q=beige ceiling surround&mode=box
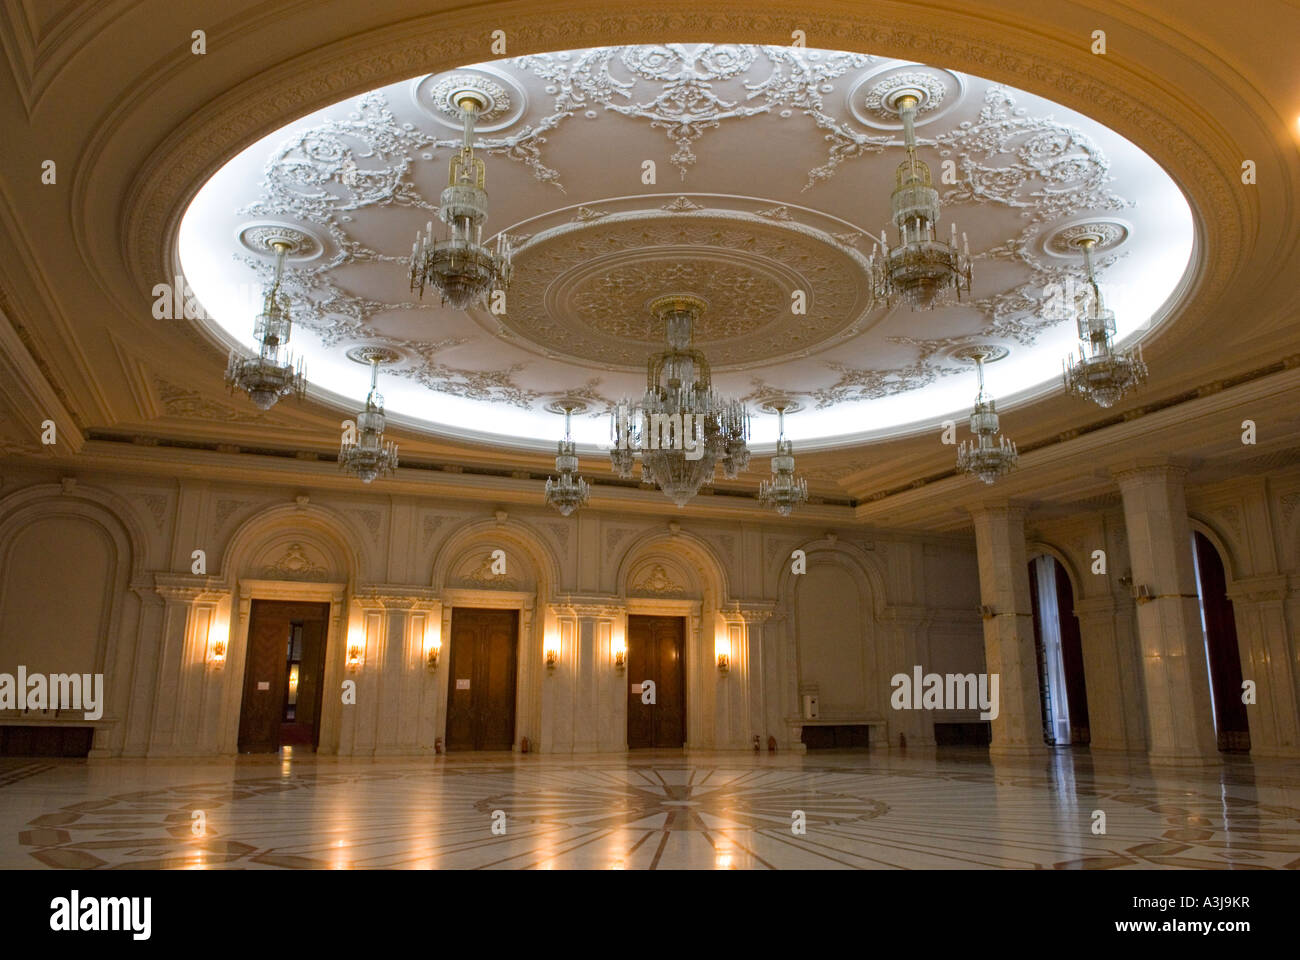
[0,0,1294,527]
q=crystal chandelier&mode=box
[544,402,590,516]
[1062,235,1148,408]
[955,348,1019,484]
[610,295,751,508]
[757,403,809,517]
[868,90,973,309]
[225,237,305,410]
[408,90,512,309]
[339,348,399,484]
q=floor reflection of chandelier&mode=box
[757,402,808,517]
[955,347,1019,484]
[544,401,590,516]
[408,89,512,309]
[868,90,973,309]
[1062,235,1148,408]
[610,295,751,508]
[224,236,305,410]
[339,348,399,484]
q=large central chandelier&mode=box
[1062,234,1148,408]
[544,401,591,516]
[955,347,1019,484]
[757,401,809,517]
[868,90,973,309]
[610,295,751,508]
[339,347,399,483]
[408,89,512,309]
[225,235,306,410]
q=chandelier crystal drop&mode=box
[868,92,973,310]
[956,351,1019,484]
[339,351,399,484]
[757,405,809,517]
[408,92,512,309]
[224,239,306,410]
[544,404,591,516]
[609,295,751,508]
[1062,236,1149,408]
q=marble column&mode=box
[1226,575,1299,757]
[1072,595,1147,752]
[1113,461,1218,763]
[969,504,1047,756]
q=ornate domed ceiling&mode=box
[179,44,1194,452]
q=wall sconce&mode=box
[424,625,441,673]
[544,635,560,672]
[716,652,730,674]
[978,605,996,621]
[346,641,364,671]
[612,636,626,672]
[207,620,226,667]
[1134,584,1154,604]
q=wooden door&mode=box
[237,600,330,753]
[627,615,685,748]
[445,608,518,751]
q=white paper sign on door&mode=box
[456,678,471,690]
[257,681,270,691]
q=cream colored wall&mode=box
[0,461,982,756]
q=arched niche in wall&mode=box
[615,530,729,607]
[431,518,557,599]
[0,485,143,682]
[221,503,363,587]
[776,540,886,725]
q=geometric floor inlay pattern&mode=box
[2,750,1298,869]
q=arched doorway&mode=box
[1190,531,1250,753]
[1027,554,1090,745]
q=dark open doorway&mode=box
[1191,531,1250,753]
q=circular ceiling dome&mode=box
[179,44,1194,451]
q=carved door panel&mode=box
[446,608,518,751]
[627,615,685,748]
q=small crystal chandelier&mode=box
[408,90,512,309]
[955,348,1019,484]
[544,401,590,516]
[339,347,399,484]
[868,90,973,309]
[225,237,305,410]
[1062,235,1148,408]
[610,295,751,508]
[757,402,809,517]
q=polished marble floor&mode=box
[1,748,1297,869]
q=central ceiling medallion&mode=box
[610,295,751,507]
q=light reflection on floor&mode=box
[0,749,1296,869]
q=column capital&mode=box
[553,594,623,619]
[1110,457,1190,484]
[353,584,439,609]
[965,499,1032,522]
[1225,573,1289,604]
[720,600,777,624]
[153,573,225,603]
